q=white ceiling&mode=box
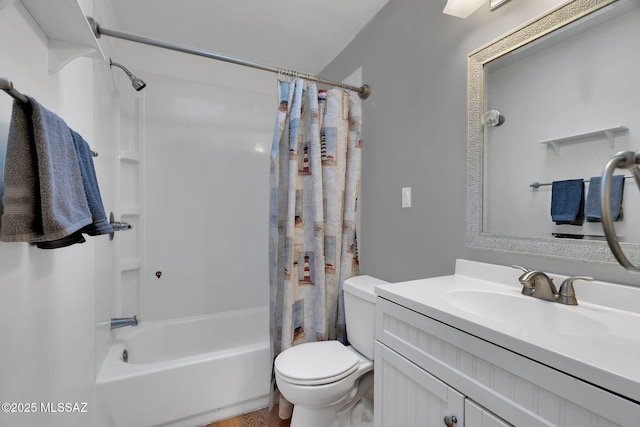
[108,0,390,75]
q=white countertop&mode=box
[374,259,640,403]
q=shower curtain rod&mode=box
[87,18,371,99]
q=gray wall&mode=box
[322,0,640,286]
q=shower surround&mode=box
[95,46,276,426]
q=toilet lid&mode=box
[275,341,360,386]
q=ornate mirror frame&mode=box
[465,0,640,265]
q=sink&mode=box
[374,260,640,401]
[444,289,610,337]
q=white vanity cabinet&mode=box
[375,340,466,427]
[465,400,511,427]
[374,295,639,427]
[375,338,512,427]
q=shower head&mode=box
[109,59,147,91]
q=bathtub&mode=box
[96,306,271,427]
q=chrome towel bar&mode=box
[0,77,28,103]
[1,77,99,157]
[530,175,632,189]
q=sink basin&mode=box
[374,260,640,402]
[444,289,610,337]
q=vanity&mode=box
[374,1,640,422]
[373,260,640,426]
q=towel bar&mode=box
[1,77,98,157]
[0,77,28,103]
[530,175,632,189]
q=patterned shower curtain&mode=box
[268,79,361,419]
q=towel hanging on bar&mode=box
[1,95,93,244]
[0,93,115,247]
[550,179,585,225]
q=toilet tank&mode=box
[343,275,389,360]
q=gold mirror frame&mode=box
[465,0,640,265]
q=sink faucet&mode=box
[518,270,558,302]
[512,266,594,305]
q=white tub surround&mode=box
[374,260,640,427]
[96,306,270,427]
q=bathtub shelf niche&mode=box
[20,0,105,73]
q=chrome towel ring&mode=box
[601,151,640,272]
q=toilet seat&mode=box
[275,341,360,386]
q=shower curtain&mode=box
[269,79,362,419]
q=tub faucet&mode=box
[110,315,138,330]
[516,270,594,305]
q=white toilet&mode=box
[274,275,388,427]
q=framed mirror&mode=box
[466,0,640,265]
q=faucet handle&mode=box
[511,265,530,273]
[512,266,532,295]
[558,276,595,305]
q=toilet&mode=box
[274,275,388,427]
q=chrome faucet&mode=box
[110,315,138,330]
[512,266,594,305]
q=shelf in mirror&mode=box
[540,125,628,156]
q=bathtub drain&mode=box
[122,349,128,363]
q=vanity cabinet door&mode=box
[465,400,513,427]
[374,342,464,427]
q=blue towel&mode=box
[585,175,624,222]
[551,179,584,225]
[71,130,113,236]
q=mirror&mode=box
[467,0,640,265]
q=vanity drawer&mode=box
[375,297,640,427]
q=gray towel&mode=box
[0,99,42,241]
[0,97,92,243]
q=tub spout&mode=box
[110,315,138,330]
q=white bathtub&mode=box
[96,306,271,427]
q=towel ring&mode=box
[601,151,640,272]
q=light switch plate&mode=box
[402,187,411,208]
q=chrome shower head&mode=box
[109,59,147,91]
